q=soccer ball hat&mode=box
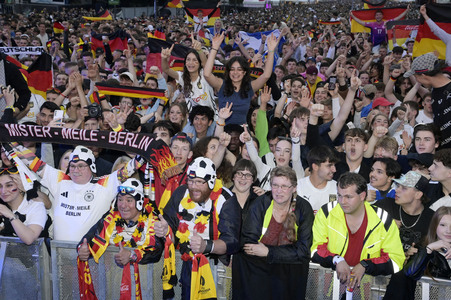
[117,178,145,211]
[69,146,97,173]
[187,157,217,189]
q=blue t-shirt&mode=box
[218,82,254,125]
[361,102,373,118]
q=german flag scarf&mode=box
[164,180,223,299]
[95,82,168,105]
[77,209,158,300]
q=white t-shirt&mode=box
[41,165,123,242]
[176,70,217,113]
[14,199,47,228]
[416,110,434,124]
[18,94,46,124]
[296,176,337,215]
[430,195,451,212]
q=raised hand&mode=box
[260,86,272,106]
[239,125,252,143]
[219,132,231,147]
[161,44,174,60]
[212,32,225,49]
[218,102,233,120]
[350,69,362,91]
[310,103,325,118]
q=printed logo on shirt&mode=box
[84,190,94,202]
[61,191,68,198]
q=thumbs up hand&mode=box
[78,238,90,261]
[154,214,169,238]
[114,242,131,267]
[190,227,206,254]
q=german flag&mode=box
[170,59,184,72]
[167,0,183,8]
[82,9,113,22]
[91,30,129,52]
[95,82,168,104]
[386,20,419,51]
[147,29,166,41]
[350,7,407,33]
[53,22,64,34]
[23,53,53,99]
[146,37,189,73]
[318,20,341,26]
[184,2,220,28]
[413,3,451,61]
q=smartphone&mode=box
[329,76,337,90]
[54,110,64,120]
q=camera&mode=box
[87,103,102,119]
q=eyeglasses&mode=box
[235,171,253,180]
[69,164,90,171]
[0,167,18,175]
[121,102,134,107]
[117,186,136,195]
[270,183,293,191]
[187,178,207,187]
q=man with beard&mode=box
[155,157,240,299]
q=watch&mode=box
[360,260,369,270]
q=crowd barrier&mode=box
[0,236,450,299]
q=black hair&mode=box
[307,145,339,170]
[40,101,59,113]
[188,106,214,124]
[224,56,251,98]
[413,124,440,145]
[338,172,368,196]
[372,157,402,178]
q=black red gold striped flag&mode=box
[53,22,64,34]
[318,20,341,26]
[25,53,53,98]
[413,3,451,61]
[184,2,220,27]
[167,0,183,8]
[82,10,113,22]
[350,7,407,33]
[170,59,184,72]
[91,30,129,52]
[95,82,168,104]
[146,37,190,73]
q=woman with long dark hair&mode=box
[161,38,217,114]
[204,32,280,125]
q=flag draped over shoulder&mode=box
[350,7,407,33]
[413,3,451,61]
[91,30,129,52]
[184,1,220,27]
[146,37,190,73]
[82,9,113,22]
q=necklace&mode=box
[399,206,423,229]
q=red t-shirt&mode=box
[344,211,368,267]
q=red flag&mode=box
[53,22,64,34]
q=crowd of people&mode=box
[1,0,451,299]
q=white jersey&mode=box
[416,110,433,124]
[296,176,337,215]
[41,165,122,242]
[14,199,47,228]
[176,70,217,114]
[18,94,46,124]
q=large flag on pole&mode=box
[413,3,451,61]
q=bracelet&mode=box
[268,50,275,53]
[216,121,225,126]
[211,48,218,52]
[333,255,345,265]
[390,76,397,81]
[61,92,67,98]
[112,124,122,132]
[5,105,15,112]
[292,137,300,144]
[204,240,214,254]
[426,246,433,253]
[9,215,18,222]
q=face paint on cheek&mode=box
[11,188,18,192]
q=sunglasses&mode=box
[117,186,136,195]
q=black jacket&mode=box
[241,193,314,264]
[404,247,451,280]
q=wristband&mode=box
[211,48,218,52]
[216,121,225,126]
[268,50,275,53]
[291,137,300,144]
[5,105,15,112]
[60,92,67,98]
[333,255,345,265]
[390,76,398,81]
[130,251,138,262]
[112,124,122,132]
[204,240,214,254]
[9,215,18,222]
[426,246,433,253]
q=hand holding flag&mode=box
[78,238,90,261]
